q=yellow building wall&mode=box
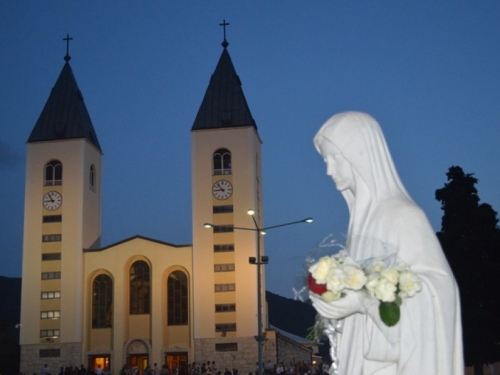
[21,139,102,349]
[191,125,265,342]
[90,328,112,351]
[84,237,193,368]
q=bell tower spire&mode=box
[191,24,264,367]
[191,20,257,132]
[63,33,73,62]
[219,19,230,49]
[28,34,101,152]
[20,39,102,373]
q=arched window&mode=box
[213,148,231,175]
[92,274,113,328]
[130,261,150,314]
[45,160,63,186]
[167,271,188,325]
[90,165,96,189]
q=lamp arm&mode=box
[262,218,311,231]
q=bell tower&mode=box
[20,38,102,372]
[191,23,265,366]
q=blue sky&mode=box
[1,1,499,298]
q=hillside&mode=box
[266,290,316,338]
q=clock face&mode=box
[212,180,233,200]
[43,191,62,211]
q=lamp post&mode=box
[204,210,313,375]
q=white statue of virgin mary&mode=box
[310,112,464,374]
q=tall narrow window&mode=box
[39,348,61,358]
[213,205,233,214]
[213,225,233,233]
[167,271,188,325]
[40,329,60,338]
[213,148,231,175]
[41,253,61,261]
[130,261,150,314]
[215,343,238,352]
[90,165,96,189]
[42,271,61,280]
[215,323,236,332]
[214,263,235,272]
[92,274,113,328]
[214,244,234,252]
[41,291,61,299]
[45,160,63,186]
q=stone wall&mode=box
[193,330,311,375]
[21,342,82,375]
[194,337,260,374]
[276,335,311,367]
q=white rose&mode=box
[326,267,345,294]
[341,255,357,266]
[330,256,341,268]
[380,267,399,285]
[321,290,342,302]
[398,271,423,298]
[394,262,409,272]
[309,256,334,284]
[365,273,380,297]
[343,265,367,290]
[365,260,386,275]
[374,278,397,302]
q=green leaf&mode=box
[379,301,400,327]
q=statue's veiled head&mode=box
[314,112,410,203]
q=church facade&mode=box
[19,35,282,375]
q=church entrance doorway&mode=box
[128,354,149,374]
[165,353,188,375]
[89,355,110,373]
[126,339,150,374]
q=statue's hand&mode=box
[309,290,367,320]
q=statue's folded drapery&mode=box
[312,112,464,375]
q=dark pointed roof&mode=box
[28,62,102,152]
[191,47,257,131]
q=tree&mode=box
[436,166,500,375]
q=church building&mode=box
[18,30,312,375]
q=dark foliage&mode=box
[0,276,21,375]
[435,166,500,374]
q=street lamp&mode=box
[204,210,313,375]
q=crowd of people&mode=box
[35,359,331,375]
[37,363,110,375]
[261,360,329,375]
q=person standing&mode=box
[488,362,496,375]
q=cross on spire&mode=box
[63,34,73,62]
[219,19,230,48]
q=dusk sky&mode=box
[1,2,499,298]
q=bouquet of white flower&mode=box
[308,253,423,327]
[308,251,367,301]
